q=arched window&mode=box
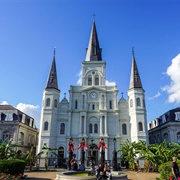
[137,98,141,106]
[46,98,50,107]
[138,122,143,131]
[1,113,6,121]
[109,100,112,109]
[60,123,65,134]
[94,124,98,133]
[44,121,49,131]
[130,99,133,107]
[88,75,92,86]
[20,132,24,145]
[95,75,99,85]
[58,146,64,160]
[3,130,11,141]
[177,132,180,144]
[54,99,57,107]
[89,124,92,133]
[13,113,18,121]
[92,104,95,110]
[75,100,78,109]
[122,124,127,135]
[163,133,168,141]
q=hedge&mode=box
[0,159,25,175]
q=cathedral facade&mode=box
[38,21,148,166]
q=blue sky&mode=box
[1,0,180,128]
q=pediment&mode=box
[80,86,106,93]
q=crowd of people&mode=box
[96,162,112,180]
[68,155,112,180]
[69,156,85,171]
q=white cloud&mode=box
[0,101,9,105]
[148,92,161,100]
[16,103,40,128]
[76,70,82,85]
[162,54,180,103]
[106,80,116,86]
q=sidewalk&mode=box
[123,170,160,180]
[24,169,160,180]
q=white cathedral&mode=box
[38,20,148,166]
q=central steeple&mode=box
[85,20,102,61]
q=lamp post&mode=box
[112,137,117,171]
[88,138,96,175]
[68,137,73,170]
[100,138,105,164]
[80,138,85,164]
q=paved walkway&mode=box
[24,169,160,180]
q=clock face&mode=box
[90,92,98,99]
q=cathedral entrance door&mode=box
[58,146,64,168]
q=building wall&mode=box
[148,108,180,144]
[0,105,38,154]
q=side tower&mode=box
[38,49,60,153]
[127,48,148,143]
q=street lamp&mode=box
[100,138,105,164]
[68,137,74,170]
[88,138,96,175]
[112,137,117,171]
[81,138,85,164]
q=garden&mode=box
[119,139,180,180]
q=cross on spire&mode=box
[132,46,134,56]
[121,92,124,97]
[54,47,56,57]
[92,13,96,21]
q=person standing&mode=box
[172,157,179,180]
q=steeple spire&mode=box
[85,20,102,61]
[46,48,59,90]
[129,47,143,89]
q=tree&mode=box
[42,145,58,170]
[0,138,16,159]
[118,139,139,170]
[25,146,44,171]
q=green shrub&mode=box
[158,160,180,180]
[0,159,25,175]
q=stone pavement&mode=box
[24,169,160,180]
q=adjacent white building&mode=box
[0,105,38,154]
[38,21,148,166]
[148,107,180,144]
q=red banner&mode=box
[78,142,88,150]
[98,141,108,150]
[68,142,75,151]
